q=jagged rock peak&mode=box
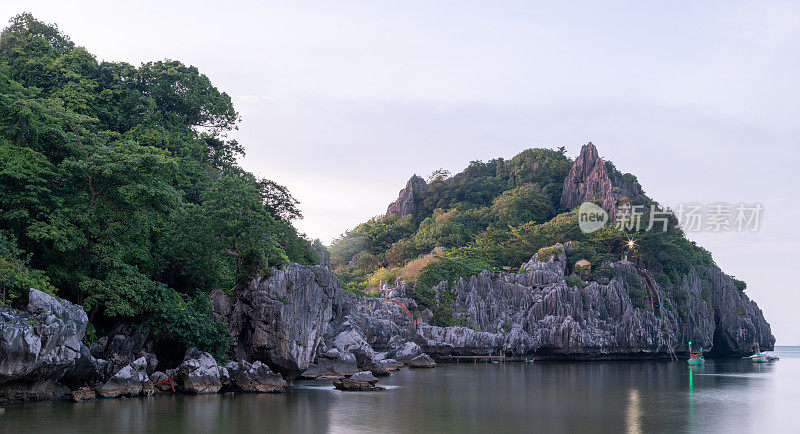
[560,142,636,219]
[386,174,428,218]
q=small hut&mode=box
[574,259,591,278]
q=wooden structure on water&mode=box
[447,354,506,363]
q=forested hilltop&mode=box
[0,14,327,361]
[330,145,726,326]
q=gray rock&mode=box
[230,360,286,393]
[415,255,773,358]
[318,246,772,361]
[407,354,436,368]
[302,348,358,379]
[350,371,378,382]
[97,357,152,398]
[0,379,68,403]
[70,388,95,402]
[0,289,89,403]
[149,371,174,392]
[174,348,227,394]
[385,174,427,218]
[61,344,106,388]
[90,324,155,378]
[560,142,642,220]
[389,341,422,364]
[331,327,376,366]
[365,355,401,376]
[212,264,338,379]
[333,371,382,391]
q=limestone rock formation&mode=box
[333,371,382,391]
[363,354,401,375]
[90,324,156,378]
[301,348,358,379]
[149,371,173,392]
[97,357,153,398]
[414,249,773,358]
[385,174,427,218]
[407,354,436,368]
[171,348,228,394]
[222,244,772,383]
[69,388,95,402]
[315,246,772,361]
[0,289,94,403]
[228,360,286,393]
[61,344,107,389]
[211,264,338,379]
[560,142,641,219]
[387,341,423,364]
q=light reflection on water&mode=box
[1,347,797,433]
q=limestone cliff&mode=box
[561,142,642,218]
[0,289,101,403]
[327,245,772,361]
[385,174,427,217]
[211,264,339,379]
[210,250,772,381]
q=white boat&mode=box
[747,352,779,363]
[745,343,779,363]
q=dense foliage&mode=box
[0,14,321,361]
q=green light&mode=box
[689,367,694,420]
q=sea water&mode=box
[2,347,798,433]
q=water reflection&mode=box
[625,388,641,434]
[1,348,797,433]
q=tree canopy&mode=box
[0,13,320,361]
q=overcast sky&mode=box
[2,1,798,344]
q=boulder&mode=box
[407,354,436,368]
[302,348,358,379]
[173,348,227,394]
[212,264,339,379]
[1,289,89,403]
[70,388,95,402]
[149,371,174,392]
[331,328,376,367]
[97,357,152,398]
[61,344,107,389]
[364,356,401,376]
[333,371,382,391]
[389,342,423,364]
[90,324,155,377]
[229,360,286,393]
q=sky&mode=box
[2,1,798,344]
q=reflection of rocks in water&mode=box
[1,359,791,432]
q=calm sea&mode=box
[2,346,798,433]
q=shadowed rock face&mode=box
[560,142,641,219]
[211,264,339,379]
[385,174,427,218]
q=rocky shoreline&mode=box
[0,241,774,405]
